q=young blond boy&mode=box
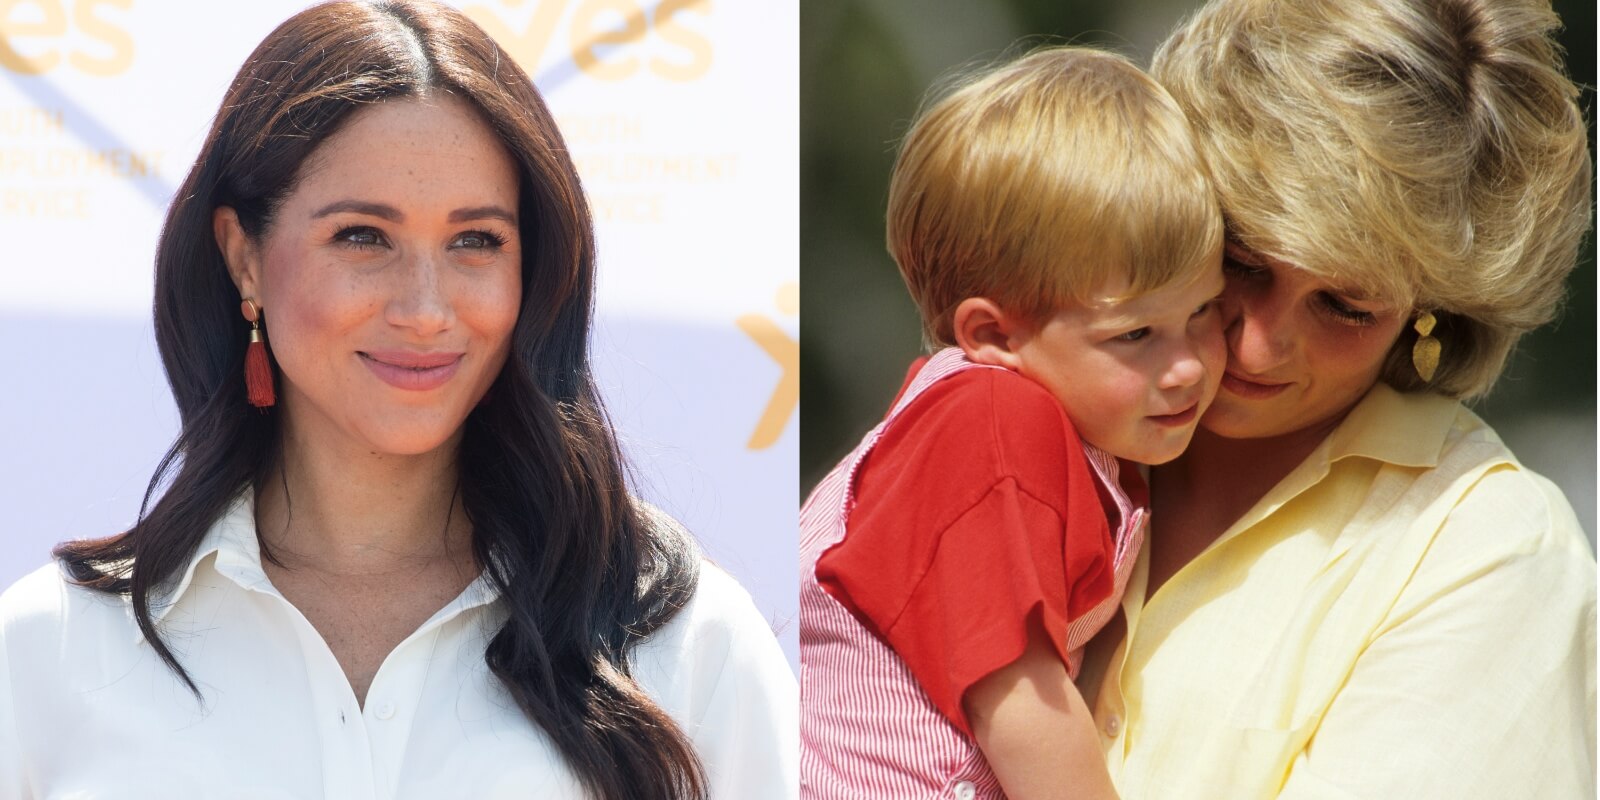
[800,48,1225,799]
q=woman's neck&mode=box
[1165,418,1338,514]
[253,415,474,579]
[1144,415,1346,599]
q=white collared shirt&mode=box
[0,495,798,799]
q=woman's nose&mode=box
[385,253,454,335]
[1224,285,1294,374]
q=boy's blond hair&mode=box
[887,46,1223,347]
[1153,0,1591,399]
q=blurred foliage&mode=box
[801,0,1597,535]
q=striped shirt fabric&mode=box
[800,348,1146,799]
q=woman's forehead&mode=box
[286,96,519,214]
[1224,238,1402,305]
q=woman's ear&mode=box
[952,297,1028,370]
[213,206,263,302]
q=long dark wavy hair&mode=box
[51,2,706,797]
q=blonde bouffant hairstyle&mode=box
[1153,0,1592,399]
[887,47,1224,347]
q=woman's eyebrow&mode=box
[311,200,402,221]
[307,201,516,225]
[448,206,516,224]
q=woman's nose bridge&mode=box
[1231,280,1293,362]
[387,247,452,327]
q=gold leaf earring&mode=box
[1412,311,1440,383]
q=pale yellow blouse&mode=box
[1097,383,1596,799]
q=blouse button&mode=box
[1103,713,1121,737]
[375,701,396,721]
[953,781,976,800]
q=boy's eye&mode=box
[1192,300,1216,317]
[1115,327,1150,342]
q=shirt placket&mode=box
[224,573,381,800]
[214,556,498,800]
[1096,542,1148,773]
[362,625,444,800]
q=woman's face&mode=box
[1201,241,1409,441]
[216,94,523,457]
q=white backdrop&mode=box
[0,0,799,665]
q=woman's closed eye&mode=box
[1316,293,1378,326]
[1222,256,1266,281]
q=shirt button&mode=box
[1103,713,1121,737]
[953,781,976,800]
[375,701,396,721]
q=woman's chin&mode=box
[339,409,471,457]
[1196,397,1284,441]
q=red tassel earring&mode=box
[241,299,276,408]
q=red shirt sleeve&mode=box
[815,366,1116,737]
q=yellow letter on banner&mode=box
[0,0,68,75]
[650,0,710,82]
[737,283,798,450]
[571,0,646,81]
[70,0,133,76]
[462,0,569,77]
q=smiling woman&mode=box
[0,2,795,799]
[212,94,524,456]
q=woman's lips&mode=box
[1149,402,1199,427]
[1221,370,1291,400]
[359,350,464,391]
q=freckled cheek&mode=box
[457,274,522,357]
[262,255,379,372]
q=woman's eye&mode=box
[335,226,386,249]
[453,231,507,250]
[1116,327,1151,342]
[1222,257,1265,279]
[1318,293,1377,326]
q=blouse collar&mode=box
[1322,382,1461,470]
[137,490,500,642]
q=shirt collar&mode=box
[1209,383,1463,547]
[144,491,261,629]
[139,490,502,640]
[1321,382,1461,469]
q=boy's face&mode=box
[1012,263,1227,465]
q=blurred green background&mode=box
[801,0,1597,545]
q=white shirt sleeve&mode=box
[0,622,25,799]
[632,563,799,800]
[1278,467,1597,799]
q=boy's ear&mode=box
[952,297,1028,370]
[213,206,263,303]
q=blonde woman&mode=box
[1080,0,1595,797]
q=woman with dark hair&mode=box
[1079,0,1594,797]
[0,2,795,798]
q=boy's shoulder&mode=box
[900,362,1080,439]
[880,362,1091,492]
